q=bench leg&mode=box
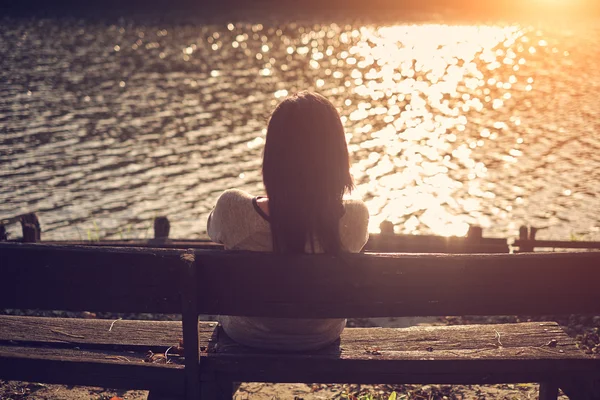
[147,391,184,400]
[201,379,238,400]
[560,377,600,400]
[539,382,559,400]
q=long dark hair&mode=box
[262,91,354,254]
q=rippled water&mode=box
[1,14,599,241]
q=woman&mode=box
[207,91,369,351]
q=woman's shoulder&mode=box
[340,199,369,252]
[215,188,254,207]
[342,199,369,220]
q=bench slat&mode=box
[0,243,185,313]
[195,250,600,317]
[215,321,577,356]
[205,322,600,385]
[0,316,218,351]
[0,345,185,394]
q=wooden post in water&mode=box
[467,225,483,242]
[0,224,6,241]
[151,216,170,243]
[379,220,394,236]
[20,213,41,243]
[529,226,538,241]
[518,225,534,252]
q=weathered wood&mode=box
[42,236,600,252]
[203,322,599,385]
[0,344,185,394]
[194,250,600,318]
[2,318,596,389]
[20,213,41,242]
[41,234,510,253]
[365,233,509,253]
[181,250,201,400]
[215,322,578,358]
[0,243,185,313]
[0,315,218,352]
[514,239,600,251]
[42,239,224,249]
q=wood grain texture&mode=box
[194,250,600,317]
[0,318,597,389]
[0,243,185,313]
[204,322,600,385]
[181,250,202,400]
[40,234,509,253]
[0,345,184,393]
[0,315,218,351]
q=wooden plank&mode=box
[204,322,600,385]
[0,345,184,394]
[0,316,218,351]
[514,239,600,251]
[42,235,509,253]
[215,322,581,358]
[42,239,224,249]
[0,243,185,313]
[194,250,600,318]
[365,234,509,253]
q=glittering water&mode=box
[1,15,599,241]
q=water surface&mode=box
[1,14,599,241]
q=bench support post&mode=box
[539,382,558,400]
[560,377,600,400]
[182,250,201,400]
[201,376,236,400]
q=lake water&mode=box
[1,11,599,241]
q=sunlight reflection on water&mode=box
[342,25,525,236]
[1,16,599,240]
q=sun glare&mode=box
[343,24,526,237]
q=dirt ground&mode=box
[0,380,571,400]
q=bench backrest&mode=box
[193,250,600,318]
[0,243,187,314]
[2,243,600,317]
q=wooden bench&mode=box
[1,243,599,400]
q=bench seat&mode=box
[1,315,598,394]
[0,316,192,394]
[207,321,599,386]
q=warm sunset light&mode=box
[520,0,596,14]
[2,0,600,398]
[342,24,525,237]
[2,0,598,244]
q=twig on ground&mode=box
[165,346,173,364]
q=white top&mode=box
[206,189,369,351]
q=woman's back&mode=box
[207,189,369,350]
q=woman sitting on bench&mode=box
[207,91,369,351]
